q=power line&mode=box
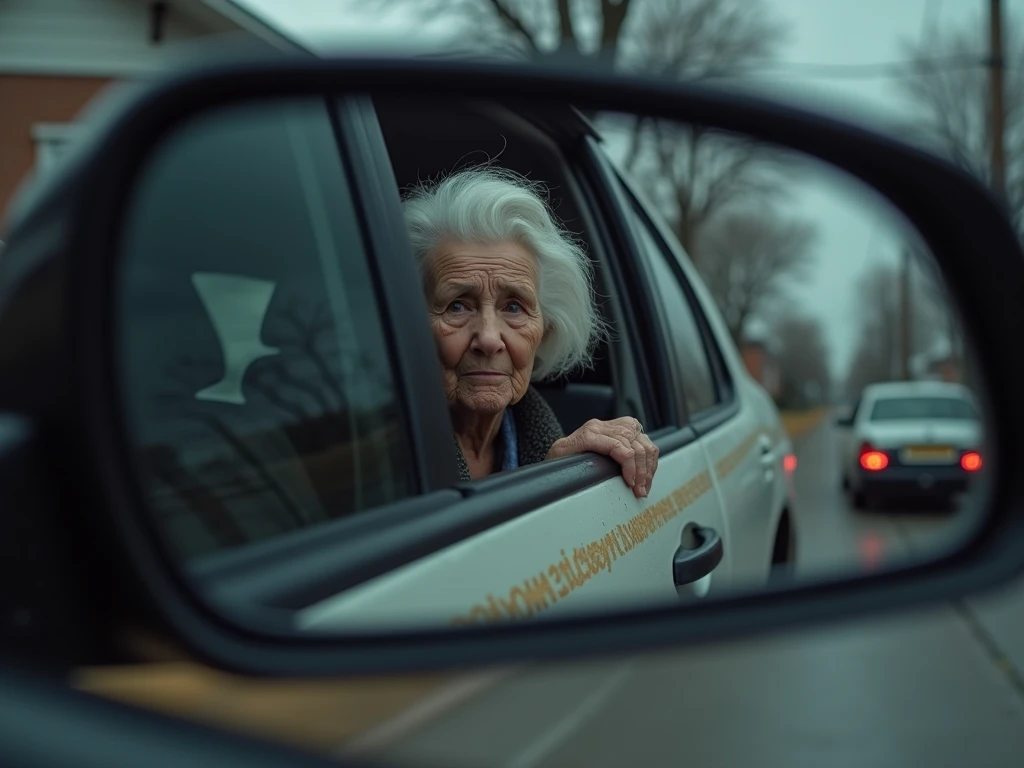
[724,56,993,80]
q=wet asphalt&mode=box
[368,419,1024,768]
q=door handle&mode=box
[673,524,724,586]
[758,434,775,465]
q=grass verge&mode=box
[779,406,830,441]
[76,662,447,751]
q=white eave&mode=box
[0,0,308,80]
[178,0,308,54]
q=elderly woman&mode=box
[402,167,659,499]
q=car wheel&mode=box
[768,513,797,586]
[852,489,867,510]
[771,513,796,566]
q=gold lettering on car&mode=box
[451,471,713,626]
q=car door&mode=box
[117,94,729,634]
[606,170,783,588]
[581,147,735,592]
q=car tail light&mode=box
[784,454,798,473]
[961,451,982,471]
[859,442,889,471]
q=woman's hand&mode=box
[546,417,659,499]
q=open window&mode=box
[370,96,652,435]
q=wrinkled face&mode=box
[425,240,545,416]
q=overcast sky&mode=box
[236,0,1015,378]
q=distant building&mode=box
[910,339,962,384]
[740,339,781,399]
[926,354,961,383]
[0,0,304,226]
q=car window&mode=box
[869,396,978,421]
[622,203,721,417]
[117,98,413,560]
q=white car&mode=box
[6,79,799,628]
[838,381,983,509]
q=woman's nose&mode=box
[470,309,505,355]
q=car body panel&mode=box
[859,419,981,453]
[297,440,727,631]
[616,170,794,583]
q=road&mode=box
[360,419,1024,768]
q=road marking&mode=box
[952,600,1024,702]
[337,665,522,757]
[889,504,1024,703]
[505,661,634,768]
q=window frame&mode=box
[582,140,681,430]
[557,143,659,430]
[333,96,460,493]
[612,172,741,435]
[190,98,669,615]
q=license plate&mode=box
[901,445,955,462]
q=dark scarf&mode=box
[453,386,565,481]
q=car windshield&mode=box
[869,396,977,421]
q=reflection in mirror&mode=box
[115,95,988,636]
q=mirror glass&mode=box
[114,94,989,634]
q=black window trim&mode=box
[190,424,688,616]
[615,175,742,435]
[334,96,460,493]
[628,191,737,406]
[582,138,679,428]
[556,142,653,427]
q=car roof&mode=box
[861,380,975,400]
[1,46,596,239]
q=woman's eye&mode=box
[506,301,523,314]
[449,300,466,312]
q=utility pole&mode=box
[900,249,912,381]
[989,0,1007,203]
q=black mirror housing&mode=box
[1,54,1023,678]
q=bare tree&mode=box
[845,331,891,401]
[770,312,832,409]
[691,206,816,343]
[907,244,964,362]
[844,260,947,397]
[352,0,789,252]
[896,12,1024,238]
[623,124,791,254]
[614,0,789,256]
[611,1,790,254]
[355,0,784,68]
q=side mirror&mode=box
[0,54,1020,679]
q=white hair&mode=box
[402,167,604,380]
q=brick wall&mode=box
[0,74,111,230]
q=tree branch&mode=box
[484,0,541,51]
